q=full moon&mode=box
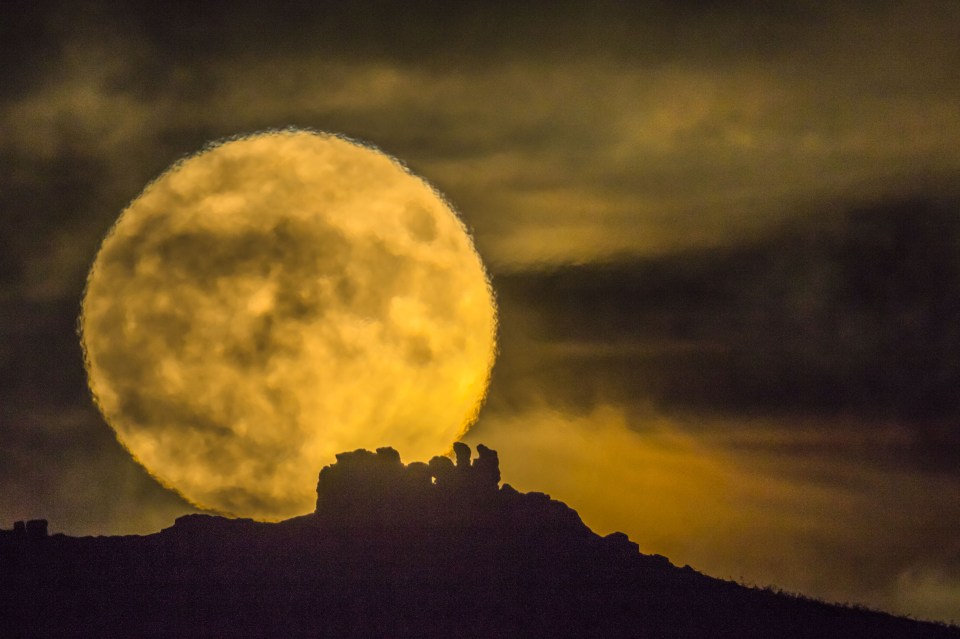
[81,130,497,521]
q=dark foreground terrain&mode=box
[1,444,956,638]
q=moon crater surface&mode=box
[81,130,497,520]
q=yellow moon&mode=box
[81,130,497,521]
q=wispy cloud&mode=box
[5,3,960,279]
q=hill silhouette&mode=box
[1,444,957,638]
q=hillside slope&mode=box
[1,444,956,638]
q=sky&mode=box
[2,0,960,623]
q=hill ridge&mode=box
[1,444,956,638]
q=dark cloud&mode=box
[37,0,829,70]
[0,150,112,298]
[5,1,960,272]
[0,299,87,406]
[0,403,197,535]
[0,2,67,102]
[493,197,960,422]
[733,198,960,419]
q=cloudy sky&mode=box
[3,0,960,623]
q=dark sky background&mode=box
[3,0,960,623]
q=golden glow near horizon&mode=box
[81,130,497,520]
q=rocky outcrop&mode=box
[473,444,500,487]
[1,519,47,539]
[315,443,504,523]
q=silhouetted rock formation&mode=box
[0,519,46,540]
[1,445,957,639]
[453,441,471,469]
[315,443,504,529]
[474,443,500,486]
